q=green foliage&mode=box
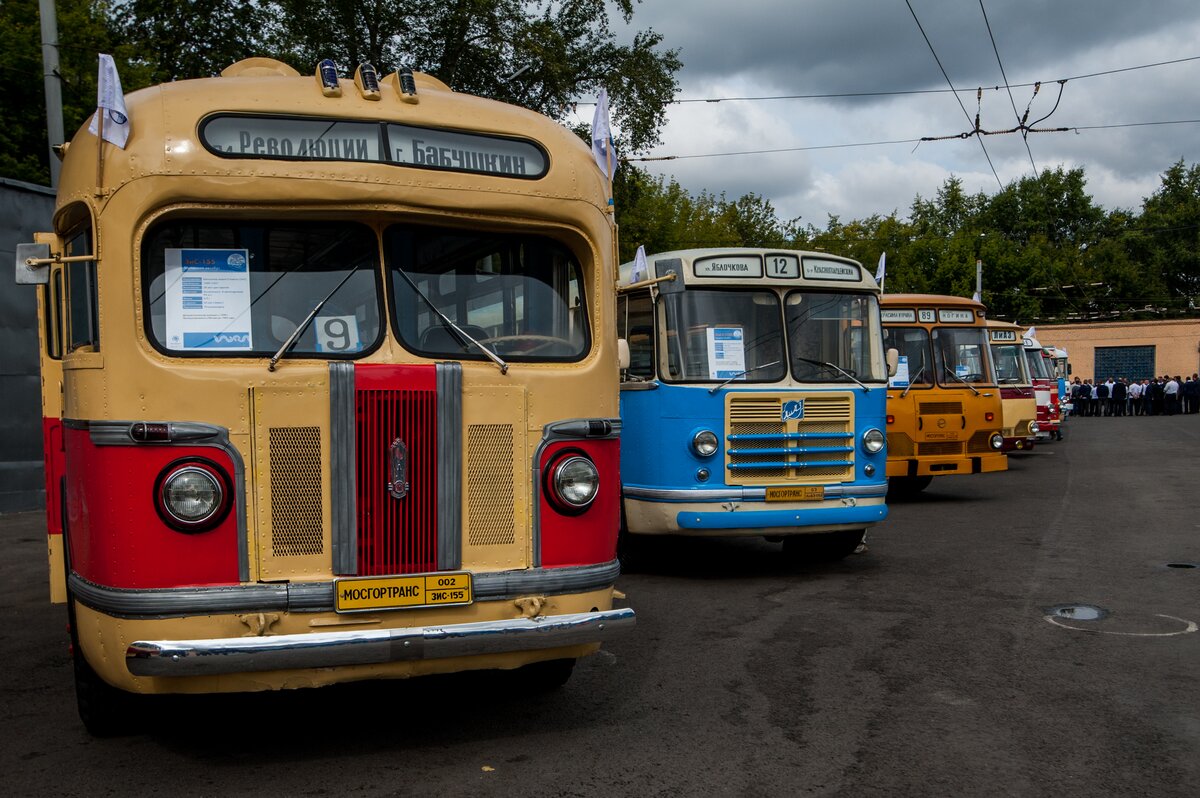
[118,1,269,84]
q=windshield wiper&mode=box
[943,366,981,395]
[708,360,782,394]
[268,266,361,372]
[901,365,926,397]
[794,356,869,393]
[393,266,508,374]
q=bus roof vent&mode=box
[221,58,302,79]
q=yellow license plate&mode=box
[334,572,473,613]
[765,485,824,502]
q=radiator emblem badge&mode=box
[782,400,805,421]
[387,438,409,499]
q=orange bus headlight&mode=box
[989,433,1004,450]
[155,460,232,533]
[547,454,599,514]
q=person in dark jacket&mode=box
[1111,378,1127,417]
[1096,379,1110,416]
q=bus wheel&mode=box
[887,475,932,498]
[782,530,865,561]
[516,658,576,691]
[72,643,136,737]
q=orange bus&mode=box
[15,57,633,734]
[880,294,1007,493]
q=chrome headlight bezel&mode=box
[861,428,885,454]
[692,429,719,458]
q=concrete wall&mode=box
[1034,319,1200,382]
[0,178,55,512]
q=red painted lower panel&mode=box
[539,438,620,568]
[43,418,64,536]
[64,427,240,589]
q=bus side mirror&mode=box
[654,258,685,295]
[14,242,51,285]
[618,338,631,370]
[1067,364,1073,375]
[887,347,899,377]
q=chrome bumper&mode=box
[126,608,635,677]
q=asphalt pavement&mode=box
[2,412,1199,797]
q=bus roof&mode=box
[880,293,987,311]
[54,57,609,228]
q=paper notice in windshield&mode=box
[890,355,910,388]
[707,327,746,380]
[164,248,253,350]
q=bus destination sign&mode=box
[694,255,763,278]
[802,259,862,281]
[881,309,917,323]
[990,329,1018,342]
[200,115,547,179]
[938,309,975,323]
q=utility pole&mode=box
[38,0,65,188]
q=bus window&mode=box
[142,220,382,356]
[882,327,933,386]
[933,327,992,384]
[785,292,885,382]
[65,225,99,353]
[386,226,587,361]
[992,345,1026,384]
[659,290,785,382]
[618,291,655,380]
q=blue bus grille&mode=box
[725,393,855,484]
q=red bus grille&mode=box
[356,387,438,575]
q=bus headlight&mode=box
[550,455,599,512]
[156,461,231,532]
[692,430,719,457]
[989,433,1005,450]
[861,428,885,454]
[1029,422,1040,434]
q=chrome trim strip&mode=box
[68,560,622,618]
[127,607,636,677]
[622,484,888,502]
[78,419,251,583]
[436,362,463,571]
[329,362,356,575]
[532,418,622,567]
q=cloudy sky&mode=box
[596,0,1200,228]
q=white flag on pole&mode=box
[874,252,886,289]
[972,290,981,302]
[630,245,648,283]
[88,54,130,149]
[591,88,615,181]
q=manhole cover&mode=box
[1047,604,1107,621]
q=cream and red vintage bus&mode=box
[15,57,633,734]
[986,320,1039,451]
[880,294,1007,494]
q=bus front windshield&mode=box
[660,290,786,382]
[991,343,1028,384]
[1024,348,1050,380]
[882,327,933,387]
[385,226,588,361]
[785,292,885,383]
[933,327,993,386]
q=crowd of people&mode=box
[1069,375,1200,416]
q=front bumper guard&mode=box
[126,607,635,678]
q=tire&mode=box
[69,597,137,737]
[782,530,866,562]
[887,475,932,498]
[515,658,576,690]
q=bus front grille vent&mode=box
[919,402,963,415]
[966,430,995,453]
[467,424,516,545]
[725,394,854,484]
[917,441,964,456]
[268,426,324,556]
[887,432,915,457]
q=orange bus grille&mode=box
[966,430,995,453]
[919,402,963,415]
[917,441,964,456]
[356,387,439,575]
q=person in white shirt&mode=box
[1128,379,1143,416]
[1165,375,1181,415]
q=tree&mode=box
[117,1,270,84]
[268,0,681,153]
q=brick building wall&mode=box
[1034,319,1200,382]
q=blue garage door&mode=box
[1094,345,1155,382]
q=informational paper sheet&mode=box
[890,355,910,388]
[164,248,252,350]
[706,327,746,380]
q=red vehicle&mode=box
[1023,331,1060,440]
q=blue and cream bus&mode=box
[616,248,892,559]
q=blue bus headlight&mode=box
[692,430,719,457]
[861,428,885,454]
